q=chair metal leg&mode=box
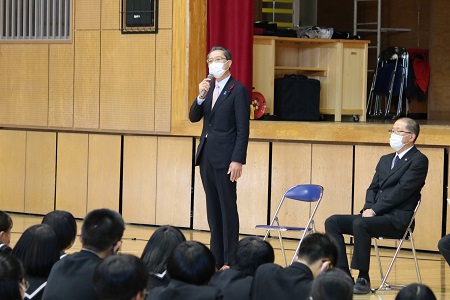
[275,217,287,267]
[409,229,421,283]
[377,238,403,290]
[373,239,385,283]
[278,230,287,267]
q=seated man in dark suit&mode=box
[42,208,125,300]
[251,233,337,300]
[325,117,428,294]
[209,236,274,300]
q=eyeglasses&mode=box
[206,56,227,64]
[388,129,411,135]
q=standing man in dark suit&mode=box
[325,117,428,294]
[189,46,250,269]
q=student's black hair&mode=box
[0,210,13,233]
[231,236,274,276]
[11,224,60,278]
[395,283,437,300]
[166,241,215,285]
[309,268,353,300]
[140,225,186,274]
[81,209,125,252]
[42,210,77,252]
[93,254,148,300]
[0,254,25,300]
[297,233,338,267]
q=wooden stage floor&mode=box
[8,213,450,299]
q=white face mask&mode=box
[208,62,227,79]
[389,133,407,152]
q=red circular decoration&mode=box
[251,92,266,119]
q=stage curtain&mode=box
[207,0,254,93]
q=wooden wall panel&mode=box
[237,142,270,235]
[311,144,353,233]
[25,132,57,214]
[122,136,157,225]
[102,0,120,30]
[415,148,444,251]
[75,0,101,30]
[74,31,101,129]
[49,43,75,128]
[429,0,450,120]
[0,131,26,212]
[55,133,89,218]
[269,142,312,239]
[354,145,392,212]
[159,0,173,29]
[87,135,121,212]
[193,141,270,235]
[100,31,155,131]
[172,0,207,126]
[0,45,49,127]
[193,139,207,230]
[154,30,173,133]
[155,137,192,227]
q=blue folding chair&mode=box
[255,184,324,266]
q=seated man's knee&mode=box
[438,234,450,252]
[352,217,369,234]
[325,215,337,230]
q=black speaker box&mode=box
[125,0,153,27]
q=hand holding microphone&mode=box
[198,74,215,99]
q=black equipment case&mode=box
[274,75,321,121]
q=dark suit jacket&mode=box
[208,268,253,300]
[147,279,223,300]
[42,250,102,300]
[189,76,250,169]
[363,146,428,231]
[251,262,314,300]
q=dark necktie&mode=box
[392,155,400,169]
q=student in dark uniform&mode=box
[209,236,274,300]
[42,209,125,300]
[251,233,337,300]
[140,225,186,290]
[148,241,222,300]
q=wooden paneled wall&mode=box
[0,0,175,132]
[428,1,450,120]
[0,129,446,251]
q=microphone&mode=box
[200,74,215,98]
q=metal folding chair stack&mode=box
[371,198,422,291]
[367,47,409,119]
[255,184,324,266]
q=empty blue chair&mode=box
[255,184,324,266]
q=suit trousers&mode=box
[325,214,404,273]
[199,143,239,267]
[438,234,450,266]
